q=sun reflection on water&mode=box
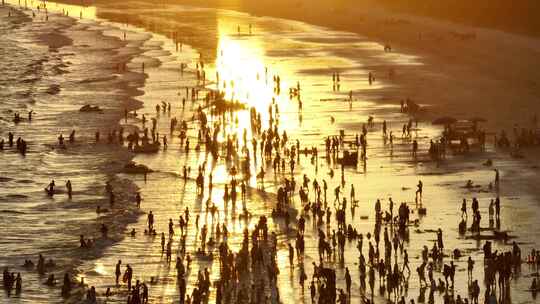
[213,16,299,139]
[198,16,307,188]
[5,0,97,19]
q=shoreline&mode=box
[97,0,540,133]
[1,3,153,302]
[2,1,540,304]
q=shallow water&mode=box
[1,1,540,304]
[0,1,148,302]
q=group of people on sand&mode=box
[60,52,537,304]
[71,81,532,304]
[4,16,540,303]
[458,196,502,234]
[494,122,540,149]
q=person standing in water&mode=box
[46,180,55,196]
[66,180,72,198]
[136,192,142,208]
[147,211,154,231]
[115,260,122,286]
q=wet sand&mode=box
[82,2,540,304]
[135,0,540,132]
[1,1,540,304]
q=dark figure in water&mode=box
[136,192,142,208]
[46,180,55,197]
[9,132,14,147]
[109,192,115,207]
[148,211,154,231]
[100,224,108,237]
[13,273,22,295]
[61,273,71,297]
[37,254,45,274]
[46,274,56,286]
[66,180,72,198]
[69,130,75,143]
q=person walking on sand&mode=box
[495,197,501,219]
[161,233,165,253]
[437,228,444,250]
[467,257,474,282]
[416,180,423,200]
[124,264,133,290]
[403,249,411,275]
[299,267,307,292]
[461,199,467,219]
[334,185,341,204]
[494,169,500,187]
[288,243,294,267]
[345,267,351,296]
[136,192,142,208]
[115,260,121,286]
[147,211,154,231]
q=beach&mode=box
[0,2,150,302]
[1,1,540,304]
[123,0,540,133]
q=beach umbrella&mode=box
[432,116,457,125]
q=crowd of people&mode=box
[3,6,540,304]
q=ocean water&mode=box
[0,2,150,302]
[1,1,540,304]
